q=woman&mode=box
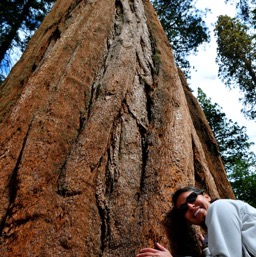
[136,186,256,257]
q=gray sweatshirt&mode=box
[205,199,256,257]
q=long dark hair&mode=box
[165,186,205,256]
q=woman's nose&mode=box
[187,203,194,209]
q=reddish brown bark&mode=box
[0,0,234,256]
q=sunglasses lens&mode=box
[187,192,198,203]
[178,192,201,215]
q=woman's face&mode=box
[176,191,211,225]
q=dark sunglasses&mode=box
[178,191,203,215]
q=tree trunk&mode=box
[0,0,234,256]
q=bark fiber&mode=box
[0,0,234,256]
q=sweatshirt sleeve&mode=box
[205,200,243,257]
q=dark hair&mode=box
[172,186,205,208]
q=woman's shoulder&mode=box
[209,199,254,217]
[206,199,242,225]
[210,199,246,209]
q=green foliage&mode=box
[197,87,256,207]
[229,158,256,207]
[151,0,210,75]
[0,0,55,80]
[215,14,256,119]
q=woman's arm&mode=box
[205,200,243,257]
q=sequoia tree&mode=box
[0,0,234,256]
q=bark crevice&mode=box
[96,196,111,257]
[124,96,148,195]
[0,119,33,236]
[57,110,88,197]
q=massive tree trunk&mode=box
[0,0,234,256]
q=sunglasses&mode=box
[178,191,203,215]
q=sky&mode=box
[187,0,256,153]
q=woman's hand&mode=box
[136,243,173,257]
[198,233,205,249]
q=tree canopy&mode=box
[215,0,256,119]
[215,15,256,119]
[0,0,54,82]
[151,0,210,74]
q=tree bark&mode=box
[0,0,234,256]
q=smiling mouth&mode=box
[194,209,200,217]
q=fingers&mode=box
[136,247,158,257]
[136,244,172,257]
[136,250,155,257]
[198,233,205,242]
[139,248,157,253]
[155,243,167,251]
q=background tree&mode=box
[0,0,55,82]
[227,0,255,22]
[215,0,256,119]
[197,87,256,207]
[144,0,210,74]
[151,0,256,119]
